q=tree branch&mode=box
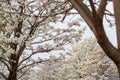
[68,0,96,34]
[0,60,10,71]
[97,0,107,19]
[89,0,97,17]
[0,72,7,80]
[0,57,10,63]
[89,0,120,63]
[17,60,49,72]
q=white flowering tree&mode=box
[20,58,65,80]
[0,0,84,80]
[25,38,118,80]
[65,38,118,80]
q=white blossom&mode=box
[11,1,20,9]
[0,0,86,80]
[67,20,80,27]
[25,41,31,47]
[49,3,56,9]
[37,45,44,51]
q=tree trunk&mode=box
[7,71,17,80]
[7,54,18,80]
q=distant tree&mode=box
[66,37,118,80]
[0,0,83,80]
[21,58,65,80]
[26,38,118,80]
[68,0,120,79]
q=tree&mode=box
[67,37,118,80]
[21,58,65,80]
[68,0,120,79]
[0,0,83,80]
[26,38,118,80]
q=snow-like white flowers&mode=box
[0,0,98,79]
[0,32,5,42]
[0,49,3,57]
[4,48,15,57]
[70,37,97,53]
[100,75,108,80]
[67,20,80,27]
[37,45,44,51]
[11,1,20,9]
[9,48,15,54]
[49,3,56,9]
[25,41,31,47]
[5,24,15,33]
[37,44,54,51]
[65,37,97,63]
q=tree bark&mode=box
[7,71,17,80]
[7,54,18,80]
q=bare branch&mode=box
[0,57,10,63]
[0,60,10,71]
[97,0,107,18]
[0,72,7,80]
[17,60,49,72]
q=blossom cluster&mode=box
[22,38,118,80]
